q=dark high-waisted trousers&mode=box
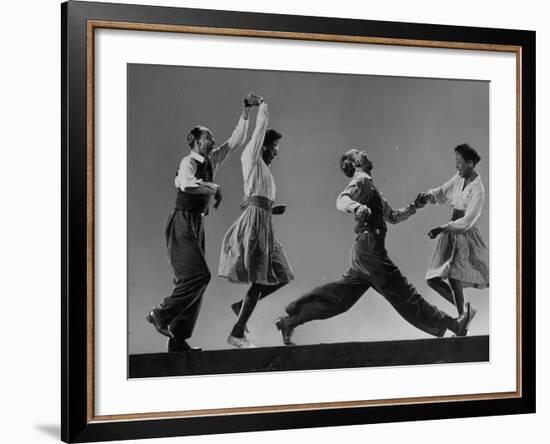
[285,231,449,337]
[156,209,211,339]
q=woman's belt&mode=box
[240,195,273,212]
[451,209,466,221]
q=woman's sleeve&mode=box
[442,186,485,233]
[426,175,457,205]
[241,102,269,171]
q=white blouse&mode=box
[427,173,486,233]
[240,102,276,201]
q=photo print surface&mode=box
[127,63,490,377]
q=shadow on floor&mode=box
[34,424,59,440]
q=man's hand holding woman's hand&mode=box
[413,192,430,209]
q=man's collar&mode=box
[189,150,205,163]
[354,170,372,180]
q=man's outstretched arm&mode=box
[210,93,261,167]
[383,197,419,224]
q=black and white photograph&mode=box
[128,64,490,378]
[1,0,545,442]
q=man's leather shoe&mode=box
[167,337,201,352]
[146,308,173,338]
[275,317,296,346]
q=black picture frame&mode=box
[61,1,536,442]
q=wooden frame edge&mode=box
[84,18,525,424]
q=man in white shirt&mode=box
[275,149,473,345]
[146,92,260,352]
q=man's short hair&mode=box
[454,143,481,166]
[187,126,205,149]
[339,152,356,178]
[264,129,282,147]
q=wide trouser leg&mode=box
[352,233,448,337]
[156,210,211,340]
[285,274,370,326]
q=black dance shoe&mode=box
[275,317,296,346]
[146,308,173,338]
[167,336,202,352]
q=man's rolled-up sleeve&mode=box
[174,157,200,191]
[336,180,363,213]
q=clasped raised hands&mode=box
[243,92,264,108]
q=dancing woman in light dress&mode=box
[418,143,489,323]
[218,96,294,348]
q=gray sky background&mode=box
[127,64,489,354]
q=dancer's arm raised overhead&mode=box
[209,92,256,168]
[241,99,269,167]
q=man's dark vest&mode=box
[174,157,213,214]
[355,179,387,234]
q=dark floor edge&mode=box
[129,335,489,378]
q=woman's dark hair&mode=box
[187,126,204,148]
[454,143,481,166]
[339,152,356,178]
[264,129,282,147]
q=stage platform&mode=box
[129,335,489,378]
